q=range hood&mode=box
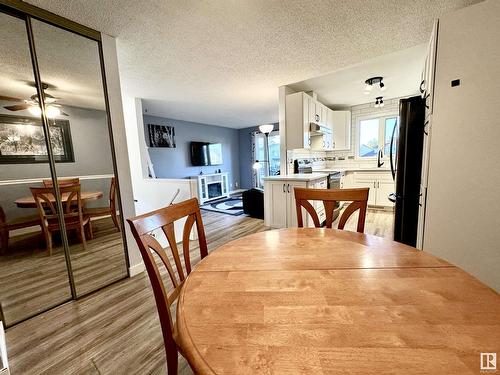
[310,122,332,136]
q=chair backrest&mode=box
[42,178,80,188]
[294,187,369,233]
[126,198,208,371]
[30,184,84,225]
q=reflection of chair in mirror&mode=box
[42,178,80,188]
[0,206,41,255]
[30,184,92,255]
[84,177,120,231]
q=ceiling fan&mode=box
[1,82,68,117]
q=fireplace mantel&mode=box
[190,173,229,204]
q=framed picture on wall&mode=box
[148,124,176,148]
[0,114,74,164]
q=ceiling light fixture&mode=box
[374,96,384,108]
[364,76,386,94]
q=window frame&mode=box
[355,113,399,160]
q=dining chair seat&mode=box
[0,207,41,255]
[83,177,120,231]
[31,184,92,255]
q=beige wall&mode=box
[424,0,500,291]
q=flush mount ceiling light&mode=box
[374,96,384,108]
[364,76,386,94]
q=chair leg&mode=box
[111,210,120,231]
[45,231,53,256]
[80,225,87,250]
[166,347,178,375]
[0,229,8,255]
[85,221,93,240]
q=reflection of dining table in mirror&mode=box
[14,190,103,208]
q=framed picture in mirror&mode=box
[0,114,74,164]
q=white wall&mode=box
[101,35,141,275]
[423,0,500,291]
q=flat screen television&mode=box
[190,142,223,166]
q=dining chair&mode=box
[84,177,120,230]
[0,206,41,255]
[30,184,92,255]
[294,187,369,233]
[42,177,80,188]
[126,198,208,375]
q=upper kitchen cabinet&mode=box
[286,92,311,149]
[328,110,351,150]
[286,91,351,151]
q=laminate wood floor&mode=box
[4,209,393,375]
[0,217,127,326]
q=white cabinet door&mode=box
[285,92,310,149]
[330,111,351,150]
[270,181,288,228]
[286,181,306,228]
[375,180,395,207]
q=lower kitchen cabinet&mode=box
[342,171,394,207]
[264,177,327,228]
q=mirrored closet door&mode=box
[0,5,128,326]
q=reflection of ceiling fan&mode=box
[1,82,68,117]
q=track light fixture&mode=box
[374,96,384,108]
[364,76,386,94]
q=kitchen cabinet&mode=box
[342,171,394,207]
[286,92,311,149]
[328,110,351,151]
[264,176,327,228]
[286,91,351,151]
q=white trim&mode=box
[0,321,8,372]
[355,113,398,160]
[129,262,145,277]
[0,174,114,186]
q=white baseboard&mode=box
[128,262,145,277]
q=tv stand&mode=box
[191,172,229,204]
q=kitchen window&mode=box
[357,116,398,158]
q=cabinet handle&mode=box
[332,142,335,149]
[378,181,380,188]
[283,183,286,193]
[287,184,290,193]
[424,120,429,135]
[308,138,311,146]
[374,182,376,188]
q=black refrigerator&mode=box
[389,96,425,247]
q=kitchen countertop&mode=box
[262,173,328,182]
[313,167,392,173]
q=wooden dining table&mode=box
[14,191,103,208]
[176,228,500,375]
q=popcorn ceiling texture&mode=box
[25,0,481,128]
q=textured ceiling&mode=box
[0,12,105,110]
[24,0,481,128]
[289,43,427,108]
